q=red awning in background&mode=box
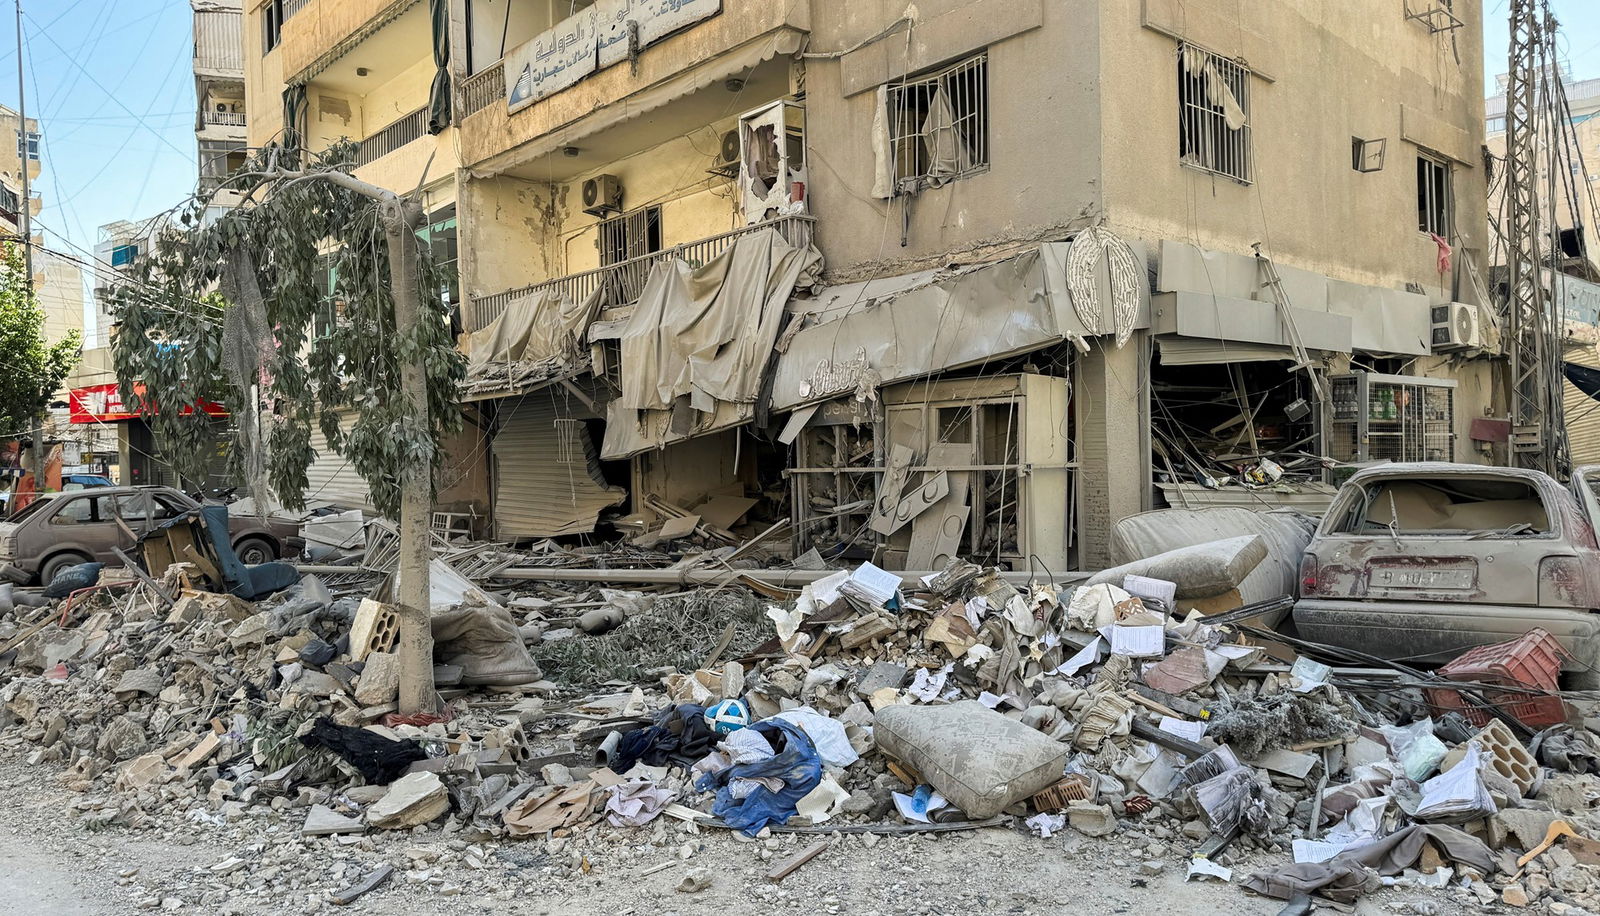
[68,382,227,424]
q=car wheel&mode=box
[235,537,276,565]
[39,552,91,587]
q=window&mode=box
[312,253,342,340]
[1487,116,1506,133]
[885,53,989,194]
[49,495,107,525]
[1178,44,1252,183]
[15,129,38,162]
[0,185,17,219]
[598,205,662,266]
[110,244,139,267]
[1417,154,1451,237]
[263,0,284,53]
[420,206,459,308]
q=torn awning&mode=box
[769,236,1152,411]
[459,287,600,399]
[602,226,822,459]
[1566,361,1600,401]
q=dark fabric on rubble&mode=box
[696,719,822,837]
[299,639,337,668]
[42,562,103,599]
[298,716,429,785]
[1243,824,1496,903]
[610,704,715,774]
[1531,725,1600,774]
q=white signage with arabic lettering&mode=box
[505,0,721,112]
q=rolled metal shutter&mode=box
[304,415,373,509]
[494,396,624,539]
[1565,340,1600,466]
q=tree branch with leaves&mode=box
[0,240,80,449]
[108,142,465,712]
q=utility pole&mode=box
[13,0,41,496]
[1502,0,1567,477]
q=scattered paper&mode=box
[1025,812,1067,838]
[963,596,989,631]
[1290,657,1333,692]
[1158,716,1207,742]
[977,691,1009,709]
[809,569,851,606]
[892,788,948,824]
[906,664,952,703]
[1057,637,1104,676]
[1292,838,1353,864]
[1186,857,1232,882]
[1123,574,1178,612]
[840,562,901,608]
[766,605,806,642]
[1100,625,1165,658]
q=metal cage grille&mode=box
[1178,44,1252,184]
[886,54,990,194]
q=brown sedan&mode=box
[0,486,301,585]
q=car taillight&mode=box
[1538,555,1593,608]
[1299,553,1319,597]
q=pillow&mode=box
[874,701,1068,818]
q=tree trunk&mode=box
[381,198,436,715]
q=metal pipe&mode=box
[291,564,1088,587]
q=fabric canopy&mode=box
[460,287,600,396]
[1566,361,1600,401]
[603,228,820,459]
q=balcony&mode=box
[279,0,418,82]
[458,3,807,174]
[354,107,427,167]
[203,111,247,127]
[469,215,814,332]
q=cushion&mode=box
[874,700,1068,818]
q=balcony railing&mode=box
[284,0,310,18]
[461,62,504,119]
[354,106,428,167]
[203,111,247,127]
[468,215,814,331]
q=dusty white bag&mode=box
[875,701,1068,818]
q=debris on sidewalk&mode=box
[3,531,1600,913]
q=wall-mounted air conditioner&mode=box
[1430,302,1482,351]
[581,174,623,216]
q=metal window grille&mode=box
[1416,155,1452,237]
[598,206,662,267]
[885,53,989,194]
[1178,44,1252,183]
[1326,372,1455,464]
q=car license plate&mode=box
[1367,562,1476,590]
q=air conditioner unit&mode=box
[581,174,623,216]
[1431,302,1482,351]
[708,130,740,178]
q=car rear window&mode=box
[1332,477,1550,536]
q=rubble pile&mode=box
[3,544,1600,912]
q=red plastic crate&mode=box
[1423,628,1569,728]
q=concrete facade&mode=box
[241,0,1500,567]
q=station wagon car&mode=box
[1294,463,1600,686]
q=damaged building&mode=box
[245,0,1497,569]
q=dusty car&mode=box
[0,486,301,585]
[1293,462,1600,686]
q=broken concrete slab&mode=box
[367,772,450,829]
[352,651,399,706]
[303,804,365,837]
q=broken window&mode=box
[1178,44,1251,183]
[885,53,989,194]
[1416,154,1452,238]
[598,205,662,267]
[1332,477,1549,536]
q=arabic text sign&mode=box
[506,0,721,112]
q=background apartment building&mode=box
[241,0,1496,571]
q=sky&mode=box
[0,0,1598,277]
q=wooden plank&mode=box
[766,839,830,883]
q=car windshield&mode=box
[1332,477,1550,536]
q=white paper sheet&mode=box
[841,562,901,607]
[1122,574,1177,611]
[1158,716,1207,741]
[1057,637,1104,675]
[1100,625,1166,657]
